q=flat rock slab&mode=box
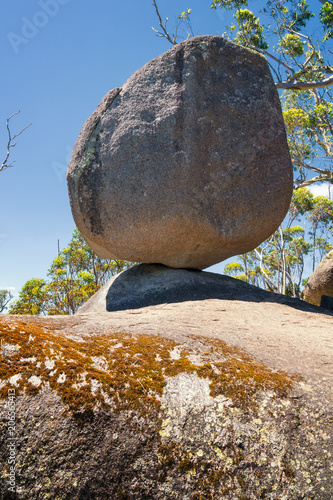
[0,301,332,499]
[76,263,327,314]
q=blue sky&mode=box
[0,0,329,301]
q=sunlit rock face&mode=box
[301,250,333,306]
[67,35,293,269]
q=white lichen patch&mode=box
[1,343,20,356]
[44,358,55,370]
[28,335,35,343]
[101,389,113,406]
[162,373,215,409]
[109,342,123,351]
[160,373,218,439]
[187,354,205,366]
[90,379,102,396]
[72,372,88,390]
[169,347,182,360]
[28,375,42,387]
[91,356,109,372]
[9,374,22,386]
[57,373,66,384]
[20,357,36,363]
[0,379,7,390]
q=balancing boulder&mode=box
[67,35,293,269]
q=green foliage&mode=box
[211,0,248,10]
[289,188,314,215]
[153,0,333,186]
[232,9,269,49]
[9,229,133,315]
[9,279,47,315]
[224,189,333,297]
[320,1,333,40]
[0,290,13,313]
[279,34,304,57]
[178,8,192,20]
[282,88,333,188]
[207,0,333,187]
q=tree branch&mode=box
[297,172,333,188]
[276,73,333,89]
[151,0,177,45]
[1,111,32,174]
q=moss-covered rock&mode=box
[0,314,331,499]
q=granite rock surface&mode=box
[67,35,293,269]
[301,249,333,306]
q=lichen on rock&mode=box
[0,315,331,499]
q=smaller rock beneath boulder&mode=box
[76,264,326,314]
[301,250,333,306]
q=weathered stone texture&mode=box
[76,263,326,314]
[67,35,293,269]
[0,314,332,499]
[301,250,333,306]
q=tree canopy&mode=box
[212,0,333,188]
[9,229,133,315]
[153,0,333,189]
[151,1,333,296]
[224,187,333,295]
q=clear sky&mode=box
[0,0,328,301]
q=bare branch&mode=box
[293,158,331,176]
[254,46,295,73]
[276,73,333,89]
[1,110,31,174]
[296,172,333,188]
[151,0,177,46]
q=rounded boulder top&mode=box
[67,35,293,270]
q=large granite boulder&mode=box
[301,250,333,306]
[67,35,293,270]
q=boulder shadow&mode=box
[93,264,333,316]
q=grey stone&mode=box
[67,35,293,270]
[75,263,325,314]
[0,312,332,499]
[301,250,333,306]
[320,294,333,310]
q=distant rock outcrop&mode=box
[67,35,293,270]
[301,250,333,306]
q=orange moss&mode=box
[0,317,299,420]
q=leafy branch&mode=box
[151,1,193,45]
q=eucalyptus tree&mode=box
[9,229,132,315]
